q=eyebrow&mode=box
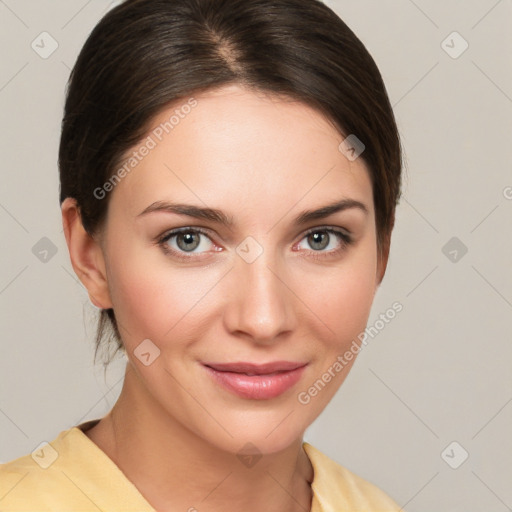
[137,198,368,227]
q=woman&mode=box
[0,0,403,510]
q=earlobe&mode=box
[61,198,113,309]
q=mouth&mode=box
[202,361,308,400]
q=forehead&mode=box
[108,84,373,221]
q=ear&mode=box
[61,197,113,309]
[376,216,394,287]
[376,241,390,286]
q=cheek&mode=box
[292,242,377,411]
[104,243,224,349]
[296,240,378,346]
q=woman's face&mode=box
[98,83,381,454]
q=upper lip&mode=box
[203,361,307,375]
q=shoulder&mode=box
[303,442,402,512]
[0,428,92,511]
[1,423,155,512]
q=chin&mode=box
[189,405,309,457]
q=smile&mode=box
[202,361,308,400]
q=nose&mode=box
[222,250,297,345]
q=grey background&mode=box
[1,1,511,510]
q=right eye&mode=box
[157,227,220,259]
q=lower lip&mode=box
[203,364,307,400]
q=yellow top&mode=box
[0,420,402,512]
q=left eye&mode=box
[296,229,349,252]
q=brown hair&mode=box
[59,0,403,366]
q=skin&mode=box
[62,83,390,512]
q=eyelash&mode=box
[156,226,353,261]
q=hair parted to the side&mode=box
[59,0,403,367]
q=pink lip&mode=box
[202,361,308,400]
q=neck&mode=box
[85,362,314,512]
